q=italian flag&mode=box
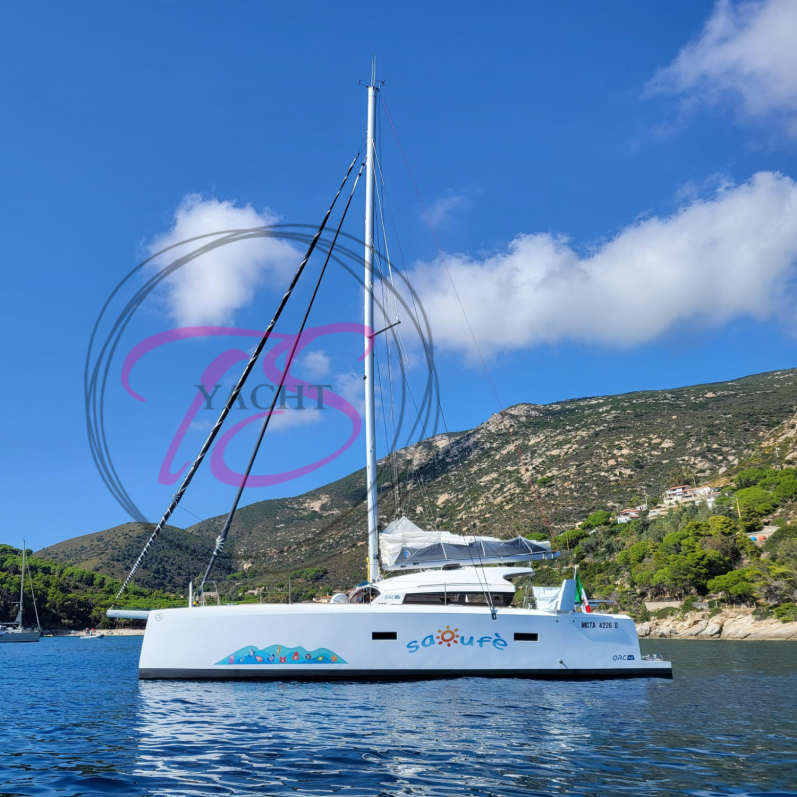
[575,574,592,613]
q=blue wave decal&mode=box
[216,644,347,666]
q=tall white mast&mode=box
[364,58,380,583]
[16,540,25,626]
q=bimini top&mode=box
[380,517,559,571]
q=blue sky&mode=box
[3,1,797,550]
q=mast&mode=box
[15,541,25,626]
[364,58,380,583]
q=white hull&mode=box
[0,629,41,643]
[139,603,672,680]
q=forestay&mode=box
[380,517,558,570]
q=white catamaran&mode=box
[1,542,42,643]
[109,64,672,681]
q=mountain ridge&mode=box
[37,366,797,592]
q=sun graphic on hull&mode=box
[436,625,460,647]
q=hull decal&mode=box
[216,644,346,666]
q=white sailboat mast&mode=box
[15,540,25,626]
[364,59,380,583]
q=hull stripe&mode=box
[139,666,673,681]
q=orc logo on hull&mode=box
[613,654,635,661]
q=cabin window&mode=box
[402,592,514,606]
[403,592,446,604]
[372,631,397,640]
[514,632,539,641]
[464,593,514,607]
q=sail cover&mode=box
[379,517,558,570]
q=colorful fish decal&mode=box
[216,644,346,666]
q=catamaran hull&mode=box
[138,604,672,680]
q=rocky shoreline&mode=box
[636,607,797,640]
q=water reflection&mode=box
[2,637,795,796]
[131,645,797,796]
[134,676,649,795]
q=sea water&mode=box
[1,637,795,796]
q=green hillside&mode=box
[37,522,229,591]
[0,544,184,629]
[533,465,797,622]
[39,367,797,597]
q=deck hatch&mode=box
[514,632,539,641]
[372,631,398,640]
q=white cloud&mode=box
[266,405,323,432]
[426,191,468,227]
[298,349,331,381]
[648,0,797,135]
[409,171,797,357]
[147,194,299,326]
[256,369,359,432]
[190,418,213,432]
[334,370,365,417]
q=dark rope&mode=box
[201,160,366,587]
[112,153,360,603]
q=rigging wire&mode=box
[372,146,524,542]
[380,95,556,546]
[368,148,441,530]
[175,504,205,523]
[111,153,362,604]
[374,342,403,518]
[370,127,495,601]
[370,184,402,515]
[369,247,495,609]
[27,559,41,631]
[201,159,367,587]
[369,189,445,529]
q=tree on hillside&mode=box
[581,511,612,530]
[667,466,691,488]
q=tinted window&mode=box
[402,592,513,606]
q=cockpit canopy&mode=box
[379,517,558,571]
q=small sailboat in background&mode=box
[0,541,42,643]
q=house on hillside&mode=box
[616,508,642,523]
[663,484,719,508]
[664,485,695,503]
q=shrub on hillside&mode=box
[734,468,771,489]
[290,567,328,582]
[773,602,797,623]
[653,606,677,619]
[775,475,797,502]
[581,511,612,531]
[707,568,755,601]
[555,528,589,549]
[525,532,550,542]
[734,486,779,516]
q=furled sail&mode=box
[379,517,558,571]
